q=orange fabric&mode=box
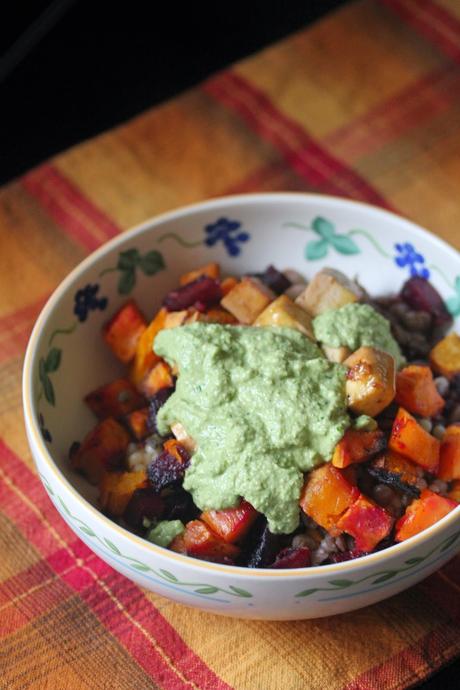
[1,1,460,688]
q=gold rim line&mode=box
[22,192,460,579]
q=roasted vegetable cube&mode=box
[299,464,359,536]
[124,407,150,441]
[332,429,385,469]
[180,262,220,286]
[253,294,314,339]
[71,418,130,484]
[220,277,275,324]
[201,500,258,543]
[99,469,148,516]
[103,300,147,363]
[123,487,164,528]
[448,480,460,503]
[163,438,191,465]
[438,426,460,481]
[336,495,393,552]
[430,333,460,379]
[368,451,423,497]
[395,365,445,418]
[163,310,189,329]
[148,445,190,493]
[344,346,396,417]
[130,308,167,386]
[295,268,361,317]
[85,378,145,420]
[185,308,237,325]
[322,345,351,363]
[182,520,240,563]
[389,407,440,474]
[256,265,291,295]
[220,276,238,296]
[170,422,196,452]
[140,361,174,398]
[270,546,311,569]
[395,489,457,542]
[401,277,452,328]
[163,276,222,312]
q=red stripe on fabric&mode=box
[324,64,460,161]
[382,0,460,62]
[342,620,460,690]
[21,163,121,252]
[204,72,393,209]
[0,441,233,690]
[0,295,48,363]
[224,160,300,194]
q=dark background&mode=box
[1,2,458,687]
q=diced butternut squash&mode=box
[103,300,147,363]
[368,451,422,497]
[389,407,440,474]
[253,294,314,339]
[186,308,237,325]
[395,365,445,418]
[395,489,457,542]
[99,470,148,516]
[299,464,359,536]
[322,345,351,363]
[130,308,167,386]
[201,501,258,543]
[295,268,361,317]
[182,520,240,562]
[124,407,150,441]
[139,361,174,397]
[170,534,187,554]
[163,310,189,329]
[448,480,460,503]
[180,262,220,286]
[171,422,196,452]
[430,332,460,379]
[438,429,460,481]
[220,277,275,324]
[163,438,190,465]
[71,418,131,484]
[85,378,145,420]
[332,429,385,469]
[221,276,238,296]
[344,346,396,417]
[336,495,393,552]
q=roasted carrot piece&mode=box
[201,501,258,543]
[186,307,237,325]
[103,300,147,363]
[130,308,167,386]
[299,464,359,536]
[85,378,145,420]
[429,333,460,379]
[336,495,393,552]
[163,438,190,465]
[332,429,385,469]
[140,361,174,397]
[388,407,440,474]
[124,407,150,441]
[395,489,457,542]
[395,365,445,418]
[170,534,187,554]
[448,480,460,503]
[438,427,460,481]
[368,451,422,497]
[220,276,238,296]
[99,470,148,516]
[180,263,220,286]
[183,520,240,562]
[71,418,131,484]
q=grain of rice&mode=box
[418,418,432,433]
[433,424,446,440]
[434,376,450,397]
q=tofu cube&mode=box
[295,268,362,316]
[322,345,351,363]
[163,310,189,329]
[171,422,197,452]
[429,332,460,379]
[220,277,275,324]
[253,294,314,339]
[344,346,396,417]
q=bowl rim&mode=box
[23,191,460,578]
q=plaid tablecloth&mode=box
[2,1,460,688]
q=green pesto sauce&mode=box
[313,303,404,368]
[154,324,350,534]
[147,520,184,547]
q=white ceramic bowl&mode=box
[23,193,460,620]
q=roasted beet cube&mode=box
[256,265,291,295]
[148,449,190,493]
[162,489,200,523]
[400,277,452,329]
[270,546,311,569]
[123,488,165,528]
[85,378,146,420]
[244,521,286,568]
[147,387,174,433]
[330,549,368,563]
[162,276,222,312]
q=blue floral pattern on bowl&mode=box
[204,217,250,256]
[394,242,430,279]
[74,284,108,322]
